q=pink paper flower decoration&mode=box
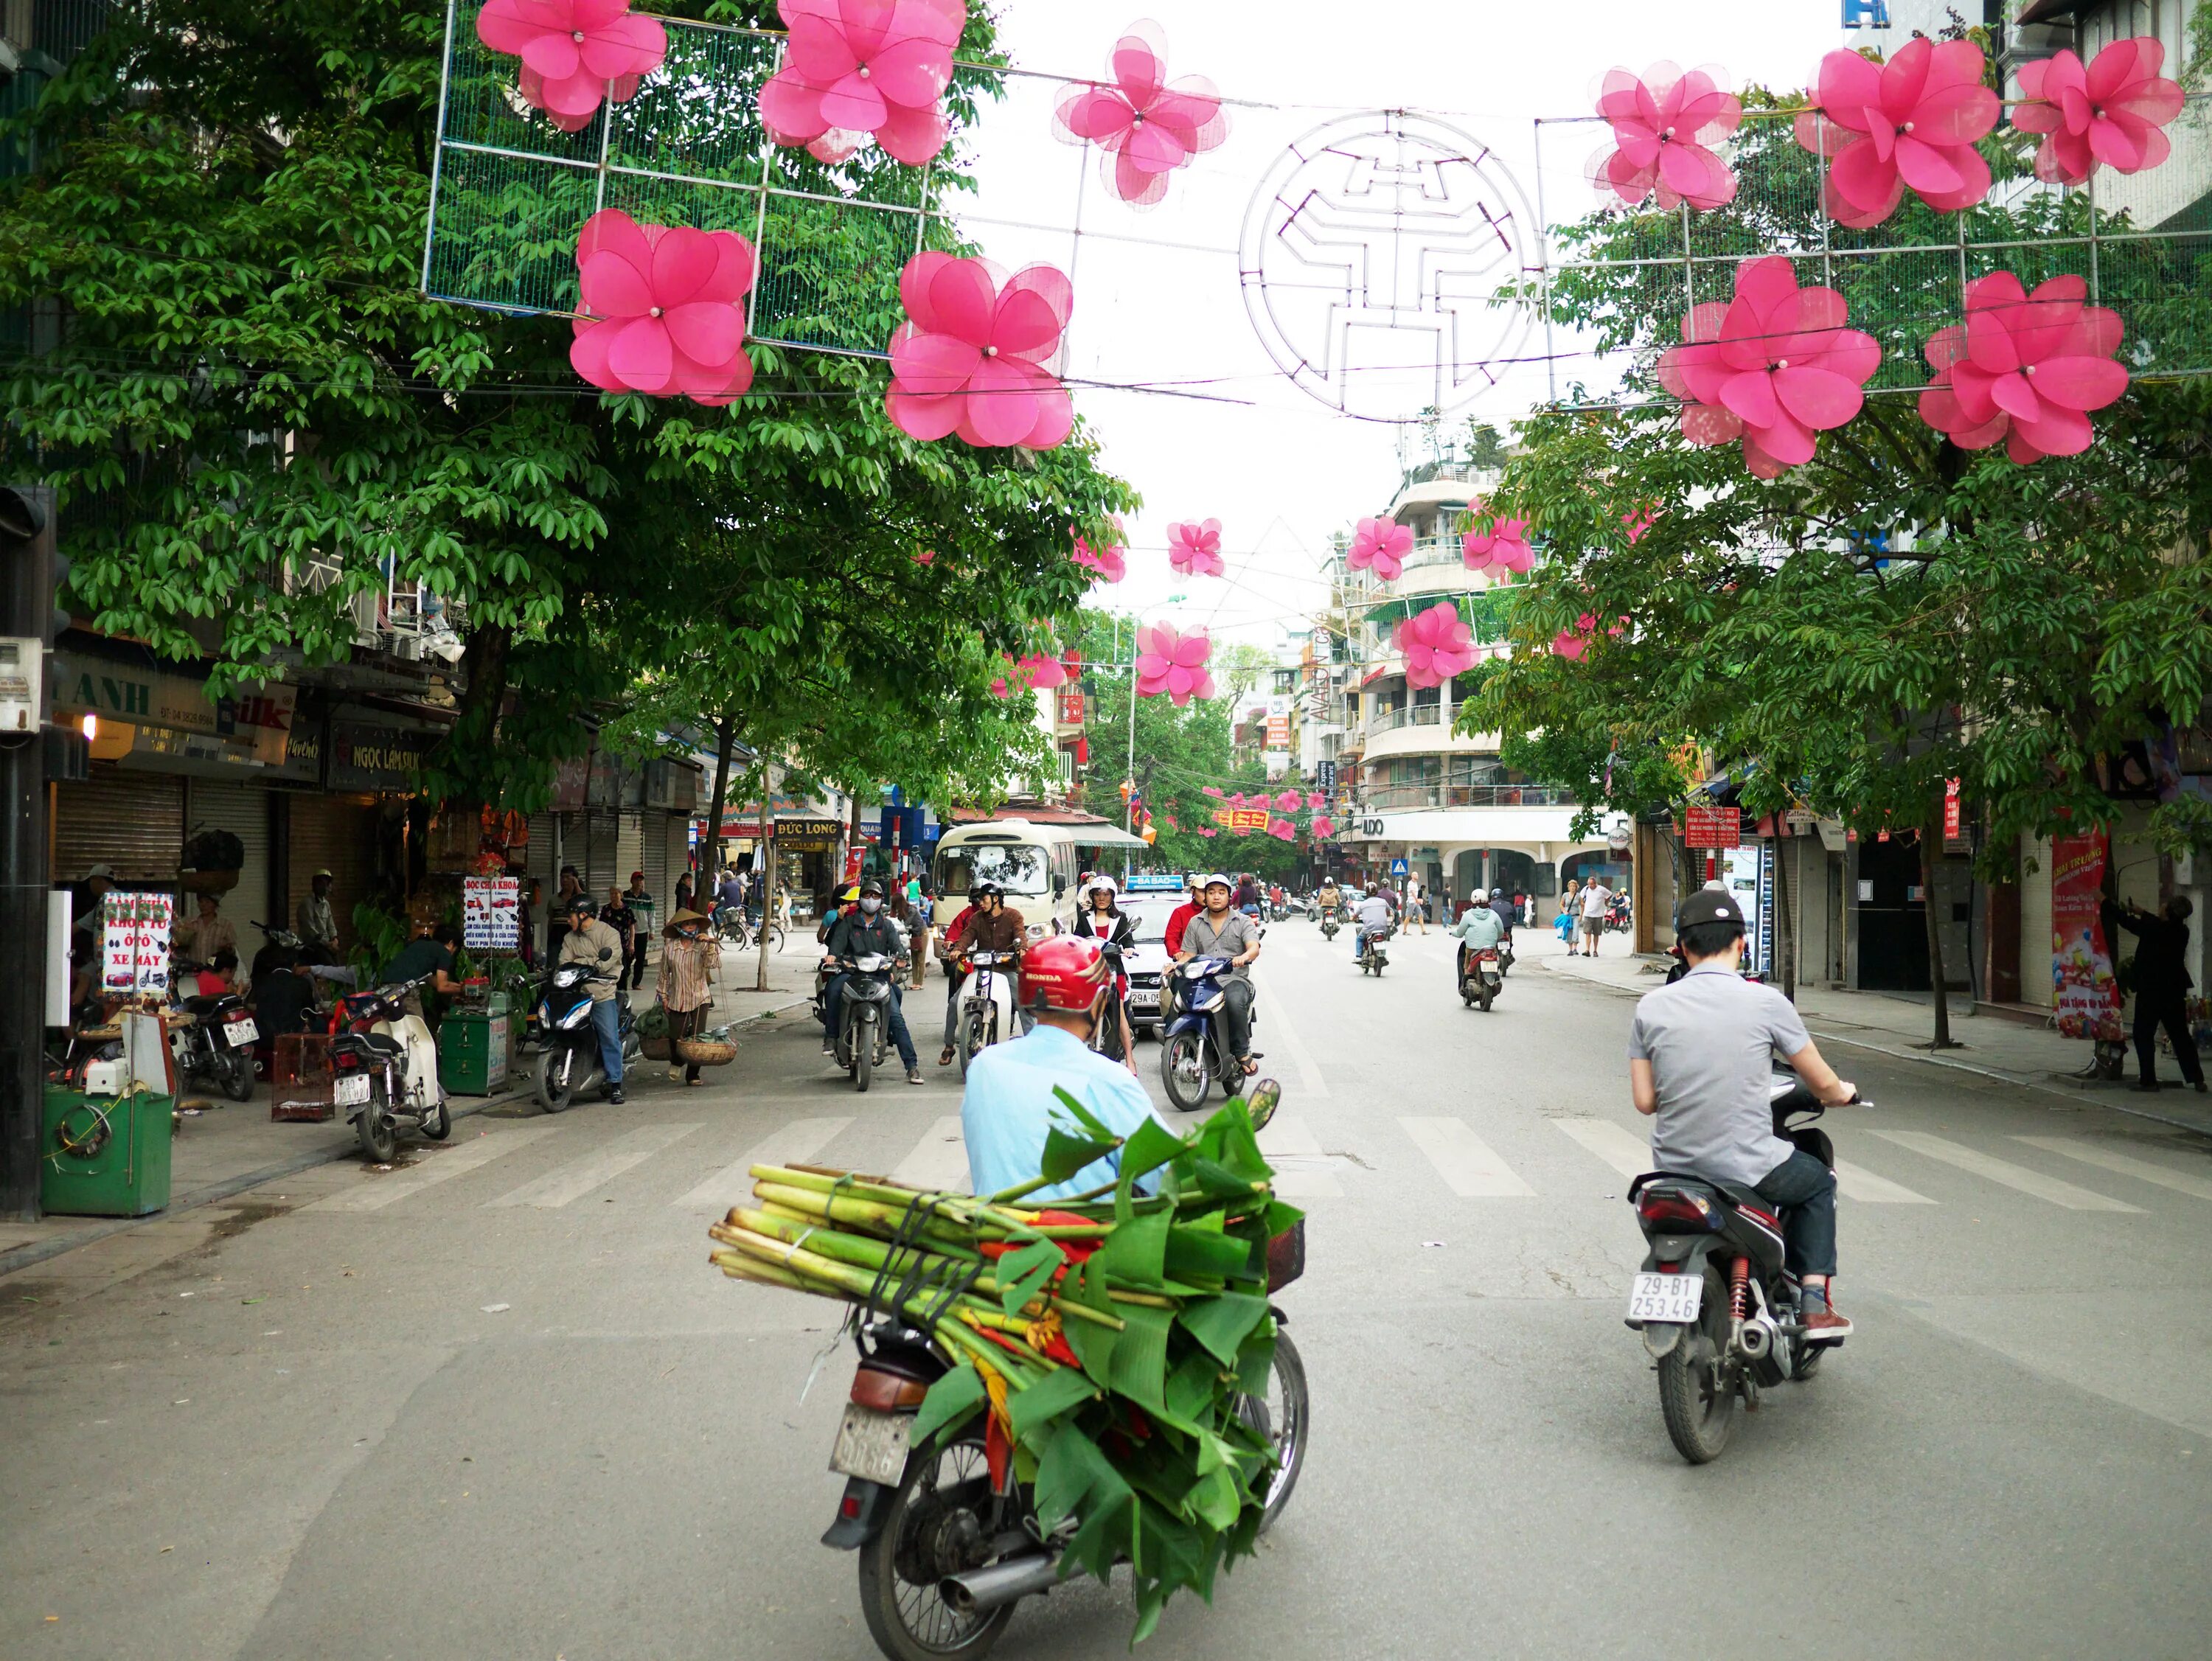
[1135,621,1214,706]
[1590,63,1741,212]
[1305,791,1326,812]
[1553,613,1625,661]
[1349,517,1412,582]
[1393,601,1478,691]
[1273,789,1301,812]
[1918,272,2127,464]
[1201,785,1224,798]
[1622,507,1657,544]
[1053,21,1229,209]
[1655,256,1879,478]
[1793,39,1999,229]
[1072,532,1126,584]
[914,549,936,565]
[1461,506,1534,575]
[1198,828,1217,838]
[1268,820,1296,843]
[1166,518,1225,578]
[885,253,1074,450]
[568,210,758,405]
[757,0,965,167]
[476,0,667,132]
[2014,38,2183,188]
[1312,816,1334,838]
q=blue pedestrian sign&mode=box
[1390,858,1409,875]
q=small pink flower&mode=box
[1053,21,1229,208]
[1793,38,2000,229]
[1273,789,1301,812]
[914,549,936,565]
[1166,518,1225,578]
[1918,272,2128,465]
[568,209,757,405]
[1305,791,1326,812]
[1198,828,1217,838]
[884,253,1074,450]
[1135,621,1214,706]
[1461,504,1533,574]
[1349,517,1412,581]
[1072,532,1126,584]
[1656,256,1880,478]
[1590,63,1741,212]
[1201,785,1224,798]
[476,0,667,133]
[2014,37,2184,188]
[1393,601,1477,690]
[757,0,966,167]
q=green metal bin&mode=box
[439,1000,512,1097]
[41,1086,174,1218]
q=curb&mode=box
[0,995,818,1283]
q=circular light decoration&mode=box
[1238,111,1542,424]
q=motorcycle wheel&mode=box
[218,1047,256,1101]
[956,1007,993,1080]
[856,1429,1015,1661]
[1161,1029,1210,1112]
[1477,984,1493,1012]
[538,1047,577,1114]
[422,1096,452,1141]
[853,1020,874,1093]
[1656,1267,1738,1464]
[1237,1329,1308,1535]
[355,1084,397,1164]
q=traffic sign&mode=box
[1390,858,1409,875]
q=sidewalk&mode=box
[1540,943,2212,1138]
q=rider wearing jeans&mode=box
[1626,887,1857,1338]
[1177,875,1262,1076]
[558,895,627,1104]
[820,880,922,1084]
[938,880,1026,1066]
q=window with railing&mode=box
[1360,782,1576,811]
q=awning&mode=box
[1070,824,1149,849]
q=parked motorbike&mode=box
[1624,1065,1863,1464]
[1159,954,1259,1111]
[534,963,639,1112]
[953,950,1020,1078]
[1458,944,1504,1011]
[832,951,901,1093]
[167,959,257,1101]
[826,1214,1309,1661]
[327,975,450,1162]
[1357,922,1393,976]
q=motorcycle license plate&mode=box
[829,1403,911,1486]
[1128,990,1159,1011]
[1627,1273,1703,1324]
[333,1073,372,1108]
[223,1019,259,1046]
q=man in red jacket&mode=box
[1163,872,1205,958]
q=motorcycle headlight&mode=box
[557,1004,592,1030]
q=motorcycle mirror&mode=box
[1242,1078,1282,1132]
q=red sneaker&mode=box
[1802,1306,1853,1343]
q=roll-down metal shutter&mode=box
[184,781,275,940]
[53,765,185,888]
[287,795,381,958]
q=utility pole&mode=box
[1,486,60,1221]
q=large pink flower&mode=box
[1918,273,2127,465]
[1655,256,1879,478]
[1305,791,1326,812]
[1393,602,1477,690]
[476,0,667,131]
[1349,517,1412,582]
[758,0,965,167]
[1273,788,1301,812]
[1135,621,1215,706]
[1461,504,1533,575]
[1053,21,1229,208]
[1072,532,1126,584]
[1793,38,1999,228]
[568,210,757,405]
[1312,815,1335,838]
[2014,38,2183,188]
[885,253,1074,450]
[1590,63,1741,212]
[1166,518,1225,578]
[1267,820,1297,843]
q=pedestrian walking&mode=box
[620,870,654,988]
[1408,877,1428,933]
[1559,880,1582,953]
[656,908,721,1086]
[2107,896,2206,1093]
[1579,875,1615,957]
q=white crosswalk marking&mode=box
[1398,1118,1535,1197]
[1832,1159,1935,1205]
[303,1126,562,1212]
[2012,1137,2212,1203]
[1259,1112,1343,1198]
[486,1123,703,1209]
[891,1115,970,1193]
[1553,1117,1652,1180]
[673,1117,853,1211]
[1866,1131,2144,1212]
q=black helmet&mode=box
[564,893,596,917]
[972,878,1004,899]
[860,879,885,898]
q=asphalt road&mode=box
[5,924,2211,1660]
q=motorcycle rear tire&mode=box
[218,1047,256,1102]
[1477,984,1493,1012]
[422,1096,452,1141]
[1656,1267,1738,1464]
[1240,1329,1308,1534]
[1161,1029,1210,1112]
[856,1429,1013,1661]
[355,1085,397,1164]
[538,1048,577,1114]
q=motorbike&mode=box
[1317,905,1340,941]
[1159,954,1258,1112]
[1624,1065,1863,1464]
[832,951,902,1093]
[167,958,258,1102]
[534,963,640,1112]
[953,950,1020,1078]
[1356,922,1393,976]
[327,975,451,1162]
[1606,896,1632,935]
[1458,944,1504,1011]
[826,1211,1309,1661]
[1085,941,1132,1065]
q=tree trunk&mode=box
[757,779,776,994]
[1774,821,1796,1004]
[1921,808,1957,1049]
[705,712,738,893]
[434,620,514,807]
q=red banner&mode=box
[2050,831,2123,1041]
[1211,808,1270,832]
[1682,804,1741,849]
[1943,777,1961,840]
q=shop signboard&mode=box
[51,652,296,766]
[2051,832,2124,1040]
[1943,776,1962,841]
[1265,714,1290,750]
[462,876,521,951]
[101,892,175,995]
[328,717,434,793]
[1682,804,1741,849]
[1315,759,1336,794]
[1056,688,1085,726]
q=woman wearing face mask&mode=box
[1074,875,1140,1075]
[656,907,722,1086]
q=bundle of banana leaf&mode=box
[707,1089,1301,1643]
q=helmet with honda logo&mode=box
[1016,934,1111,1017]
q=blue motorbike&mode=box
[1160,954,1251,1112]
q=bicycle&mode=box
[717,906,787,954]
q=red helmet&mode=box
[1018,935,1110,1016]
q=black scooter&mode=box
[167,959,257,1101]
[535,963,639,1112]
[831,950,901,1093]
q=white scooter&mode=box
[953,949,1022,1077]
[328,975,449,1163]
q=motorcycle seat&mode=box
[178,995,237,1017]
[358,1034,406,1060]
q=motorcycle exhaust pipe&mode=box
[1737,1318,1773,1360]
[940,1553,1061,1615]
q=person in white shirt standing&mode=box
[1579,877,1615,957]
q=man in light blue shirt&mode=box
[960,936,1162,1202]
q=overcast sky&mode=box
[957,1,1852,656]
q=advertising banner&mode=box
[1682,804,1741,849]
[102,892,175,995]
[2051,832,2123,1041]
[463,876,521,952]
[1211,808,1270,832]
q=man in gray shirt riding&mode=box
[1177,874,1263,1079]
[1627,887,1859,1339]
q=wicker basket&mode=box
[674,1038,738,1068]
[641,1034,672,1062]
[180,868,240,895]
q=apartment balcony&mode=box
[1360,783,1576,812]
[1363,703,1502,762]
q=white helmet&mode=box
[1080,874,1119,902]
[1472,887,1489,902]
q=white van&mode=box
[932,819,1079,939]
